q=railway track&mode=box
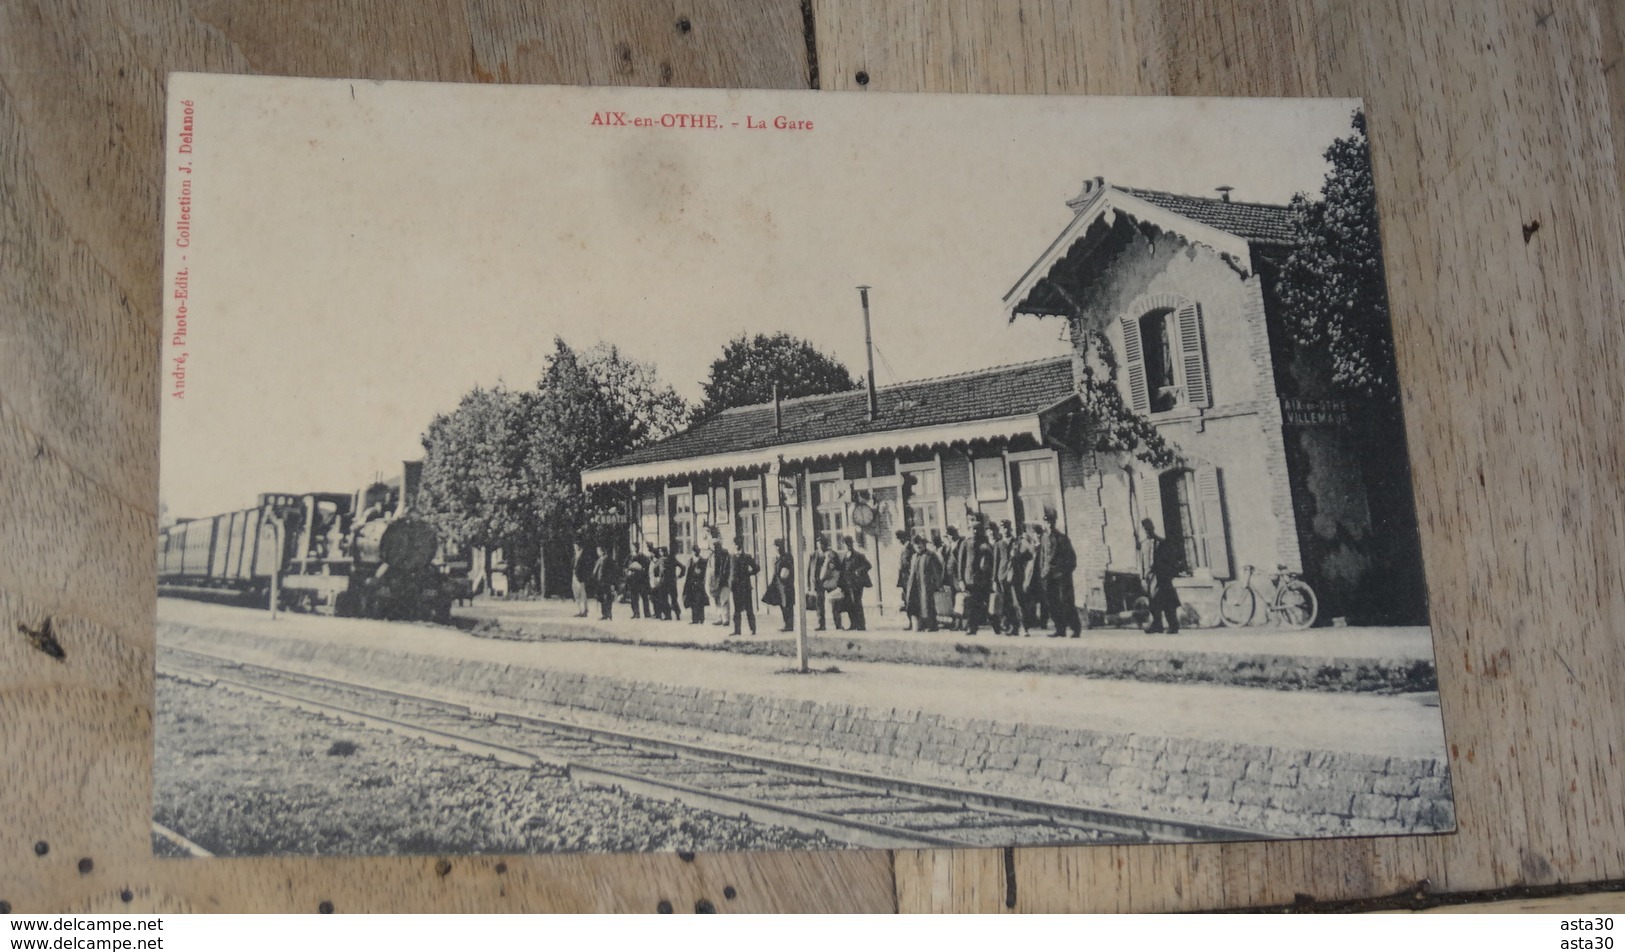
[158,646,1254,849]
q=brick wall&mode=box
[168,625,1455,840]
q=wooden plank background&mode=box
[2,0,1622,914]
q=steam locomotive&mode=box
[157,468,465,623]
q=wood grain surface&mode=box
[3,0,1622,914]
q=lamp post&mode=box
[267,516,284,620]
[778,458,810,674]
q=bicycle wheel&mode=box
[1273,579,1318,630]
[1218,582,1256,627]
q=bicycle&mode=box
[1218,564,1319,629]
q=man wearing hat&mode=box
[943,525,965,630]
[1141,517,1185,634]
[707,534,733,626]
[1040,506,1083,638]
[728,535,759,636]
[989,520,1014,635]
[894,528,916,630]
[902,534,943,631]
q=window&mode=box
[899,463,942,536]
[1121,298,1210,414]
[1159,470,1199,572]
[1152,465,1232,578]
[640,494,660,543]
[977,501,1013,527]
[1011,454,1061,530]
[734,482,764,562]
[668,489,694,556]
[1141,309,1179,412]
[812,476,848,548]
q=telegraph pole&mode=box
[858,286,878,422]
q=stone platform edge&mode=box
[467,616,1440,695]
[162,623,1455,841]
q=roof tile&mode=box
[1122,186,1298,246]
[590,356,1076,471]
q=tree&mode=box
[1277,110,1399,404]
[523,338,691,537]
[417,340,690,595]
[1277,110,1427,624]
[417,384,533,552]
[694,332,856,420]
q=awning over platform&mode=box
[582,412,1051,488]
[581,357,1082,490]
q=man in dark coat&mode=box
[1040,507,1083,638]
[572,542,595,618]
[591,545,617,620]
[623,545,651,618]
[943,525,965,630]
[808,535,837,631]
[1019,524,1045,629]
[1002,521,1030,636]
[768,538,796,632]
[837,535,871,631]
[894,529,915,630]
[729,536,759,636]
[653,545,679,617]
[707,536,732,627]
[1141,517,1184,634]
[645,542,667,619]
[962,524,995,636]
[902,535,943,631]
[681,543,708,624]
[987,521,1010,634]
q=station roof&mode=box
[1120,186,1297,247]
[1003,178,1299,319]
[581,356,1077,488]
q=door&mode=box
[734,481,765,602]
[667,488,695,558]
[868,485,902,615]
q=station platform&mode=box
[454,596,1440,694]
[156,597,1453,840]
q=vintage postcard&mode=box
[155,73,1451,856]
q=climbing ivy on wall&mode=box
[1070,323,1179,468]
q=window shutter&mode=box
[1195,464,1232,578]
[1138,469,1163,544]
[1120,316,1150,414]
[1176,302,1211,408]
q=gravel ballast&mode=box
[154,676,839,856]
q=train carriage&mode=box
[158,474,462,622]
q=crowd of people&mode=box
[570,525,781,637]
[565,524,878,636]
[892,506,1084,637]
[565,506,1184,639]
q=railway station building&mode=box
[582,179,1426,626]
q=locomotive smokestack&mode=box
[858,285,877,422]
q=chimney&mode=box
[858,286,878,422]
[1067,175,1109,210]
[401,459,423,513]
[1215,185,1234,203]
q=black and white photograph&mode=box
[155,74,1452,857]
